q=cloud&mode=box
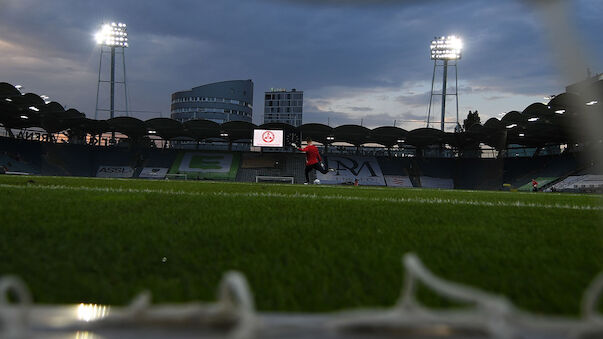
[347,106,373,112]
[395,91,430,108]
[0,0,601,127]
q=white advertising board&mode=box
[317,156,386,186]
[253,129,284,147]
[139,167,169,179]
[384,175,414,187]
[96,166,134,178]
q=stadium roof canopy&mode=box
[1,81,601,149]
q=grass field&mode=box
[0,175,601,316]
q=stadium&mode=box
[1,1,602,339]
[1,78,602,191]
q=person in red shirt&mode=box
[531,178,538,192]
[292,137,335,184]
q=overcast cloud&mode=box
[0,0,601,130]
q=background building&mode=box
[171,80,253,123]
[263,88,303,127]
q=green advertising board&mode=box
[168,152,240,180]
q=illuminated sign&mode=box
[253,129,284,147]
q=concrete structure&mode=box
[263,88,303,127]
[171,80,253,123]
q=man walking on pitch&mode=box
[292,137,334,184]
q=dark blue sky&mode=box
[0,0,601,130]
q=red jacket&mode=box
[298,144,321,165]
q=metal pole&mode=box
[455,61,459,126]
[440,59,448,131]
[94,48,103,120]
[110,46,115,140]
[122,47,129,117]
[426,61,437,128]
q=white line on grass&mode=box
[1,183,601,211]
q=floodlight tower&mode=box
[94,22,129,122]
[427,36,462,131]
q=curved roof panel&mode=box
[522,103,549,117]
[145,118,184,140]
[299,123,332,144]
[0,83,21,98]
[107,117,147,137]
[333,124,371,145]
[405,128,445,147]
[221,120,256,141]
[548,92,583,109]
[183,119,221,140]
[369,126,408,146]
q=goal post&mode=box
[165,173,188,181]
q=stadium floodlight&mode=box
[148,130,157,134]
[430,36,463,60]
[427,35,462,132]
[220,133,229,137]
[326,136,335,141]
[20,115,28,120]
[28,106,39,112]
[397,139,405,143]
[555,109,565,114]
[5,98,12,102]
[95,22,128,47]
[586,100,598,106]
[518,133,525,137]
[94,21,130,140]
[528,117,539,122]
[506,124,518,129]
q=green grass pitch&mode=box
[0,175,601,316]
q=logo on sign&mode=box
[332,157,378,176]
[262,131,275,143]
[317,156,386,186]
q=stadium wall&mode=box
[0,136,596,190]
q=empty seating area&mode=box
[546,175,603,193]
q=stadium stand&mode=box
[0,138,42,174]
[503,153,581,191]
[517,177,558,192]
[546,174,603,193]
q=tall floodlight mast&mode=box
[427,36,462,131]
[94,22,129,129]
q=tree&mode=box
[463,110,481,131]
[461,110,482,158]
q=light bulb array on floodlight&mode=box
[430,36,462,60]
[95,22,128,48]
